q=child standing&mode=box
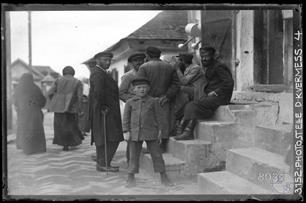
[122,76,173,187]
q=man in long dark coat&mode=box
[137,46,180,152]
[88,51,124,172]
[175,47,234,140]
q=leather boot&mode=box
[126,173,136,187]
[91,154,97,162]
[174,119,196,140]
[96,164,119,172]
[63,146,69,151]
[176,119,189,136]
[160,172,173,186]
[174,128,194,140]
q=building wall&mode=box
[187,9,293,125]
[235,10,254,91]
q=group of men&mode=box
[87,46,234,186]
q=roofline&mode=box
[11,58,45,78]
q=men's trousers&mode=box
[96,141,120,166]
[128,140,166,174]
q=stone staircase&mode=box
[139,102,294,194]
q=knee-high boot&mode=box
[174,119,196,140]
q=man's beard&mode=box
[201,60,212,67]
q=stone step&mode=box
[198,171,276,194]
[168,137,212,176]
[228,104,253,110]
[252,102,279,127]
[226,147,291,192]
[231,109,256,126]
[195,121,253,162]
[255,125,293,156]
[195,121,237,141]
[207,106,235,122]
[139,152,185,179]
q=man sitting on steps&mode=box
[174,47,234,140]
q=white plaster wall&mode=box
[109,59,127,116]
[236,10,254,91]
[110,59,127,86]
[232,91,293,125]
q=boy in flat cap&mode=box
[137,46,180,152]
[122,76,173,187]
[119,52,146,166]
[88,51,124,172]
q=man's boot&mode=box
[174,119,196,140]
[126,173,136,188]
[176,119,189,136]
[91,154,97,162]
[160,172,173,186]
[96,164,119,172]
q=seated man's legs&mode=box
[175,96,220,140]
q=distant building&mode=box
[10,58,59,89]
[83,10,188,85]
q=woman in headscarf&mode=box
[47,66,83,151]
[14,73,47,154]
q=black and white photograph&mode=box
[1,3,303,201]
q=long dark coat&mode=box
[14,73,47,154]
[88,66,124,146]
[202,60,234,105]
[137,58,180,138]
[184,60,234,120]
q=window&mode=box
[254,10,291,86]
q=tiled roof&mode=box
[11,58,59,79]
[11,59,45,78]
[41,74,55,82]
[84,10,188,64]
[127,10,188,40]
[32,65,56,76]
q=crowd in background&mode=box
[13,45,234,187]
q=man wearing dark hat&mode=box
[173,52,205,134]
[137,46,180,152]
[174,47,234,140]
[119,52,146,165]
[119,52,146,102]
[88,51,124,172]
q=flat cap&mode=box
[131,76,150,86]
[199,47,216,55]
[93,51,113,59]
[128,52,146,62]
[145,46,161,56]
[176,52,194,61]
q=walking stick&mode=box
[102,110,108,175]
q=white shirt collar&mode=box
[96,65,106,72]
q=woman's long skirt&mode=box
[53,112,82,147]
[16,109,46,155]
